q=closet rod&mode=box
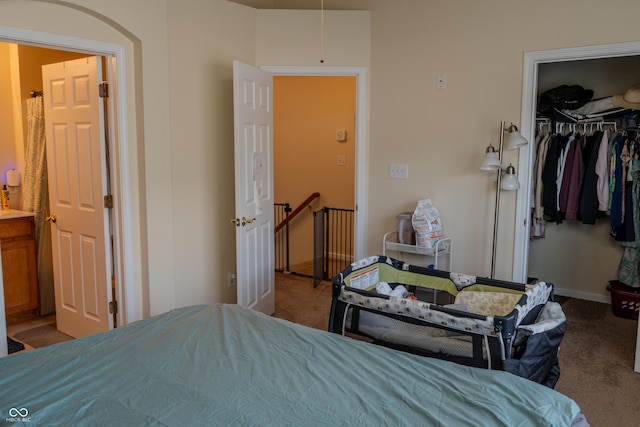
[555,121,617,134]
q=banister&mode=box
[275,192,320,233]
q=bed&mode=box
[0,304,585,426]
[329,256,567,387]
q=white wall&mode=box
[256,10,371,67]
[1,0,639,319]
[166,0,257,307]
[306,0,639,284]
[0,0,258,318]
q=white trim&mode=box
[553,287,610,305]
[261,65,368,260]
[0,24,136,325]
[0,24,122,56]
[517,41,640,374]
[515,41,640,284]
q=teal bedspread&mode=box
[0,304,580,426]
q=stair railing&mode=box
[275,192,320,233]
[274,192,320,274]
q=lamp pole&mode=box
[490,121,506,279]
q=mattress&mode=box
[0,304,582,426]
[351,310,478,357]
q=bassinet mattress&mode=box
[0,304,582,426]
[349,310,477,357]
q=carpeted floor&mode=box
[274,272,333,330]
[554,298,640,427]
[273,272,640,427]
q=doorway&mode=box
[273,75,356,275]
[1,44,95,318]
[0,26,133,331]
[514,41,640,373]
[265,65,368,264]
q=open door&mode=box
[232,60,275,315]
[42,56,113,338]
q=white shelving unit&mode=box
[382,232,452,271]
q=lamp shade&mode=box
[480,145,502,170]
[505,124,528,150]
[500,164,520,190]
[6,169,19,187]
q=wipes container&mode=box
[396,212,415,244]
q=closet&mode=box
[527,56,640,302]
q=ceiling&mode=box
[226,0,362,10]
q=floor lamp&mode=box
[480,121,528,279]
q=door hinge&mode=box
[99,82,109,98]
[109,300,118,314]
[104,195,113,209]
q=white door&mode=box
[232,60,275,315]
[42,56,112,338]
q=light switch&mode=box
[336,129,347,142]
[390,163,409,179]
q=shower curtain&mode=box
[23,95,54,314]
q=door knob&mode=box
[45,214,57,223]
[231,217,257,227]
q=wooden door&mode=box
[42,56,112,338]
[232,60,275,315]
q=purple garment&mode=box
[558,138,577,216]
[564,135,584,220]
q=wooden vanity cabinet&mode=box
[1,216,39,317]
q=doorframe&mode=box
[261,66,367,261]
[514,40,640,373]
[0,24,135,327]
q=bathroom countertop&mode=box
[0,209,35,220]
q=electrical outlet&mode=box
[337,154,346,166]
[228,272,236,287]
[389,163,409,179]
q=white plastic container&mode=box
[396,212,415,245]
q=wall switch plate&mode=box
[336,129,347,142]
[390,163,409,179]
[437,73,446,89]
[228,272,236,287]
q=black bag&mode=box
[538,84,594,114]
[502,302,567,389]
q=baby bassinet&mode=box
[328,256,566,388]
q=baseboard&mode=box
[554,287,611,304]
[327,251,354,263]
